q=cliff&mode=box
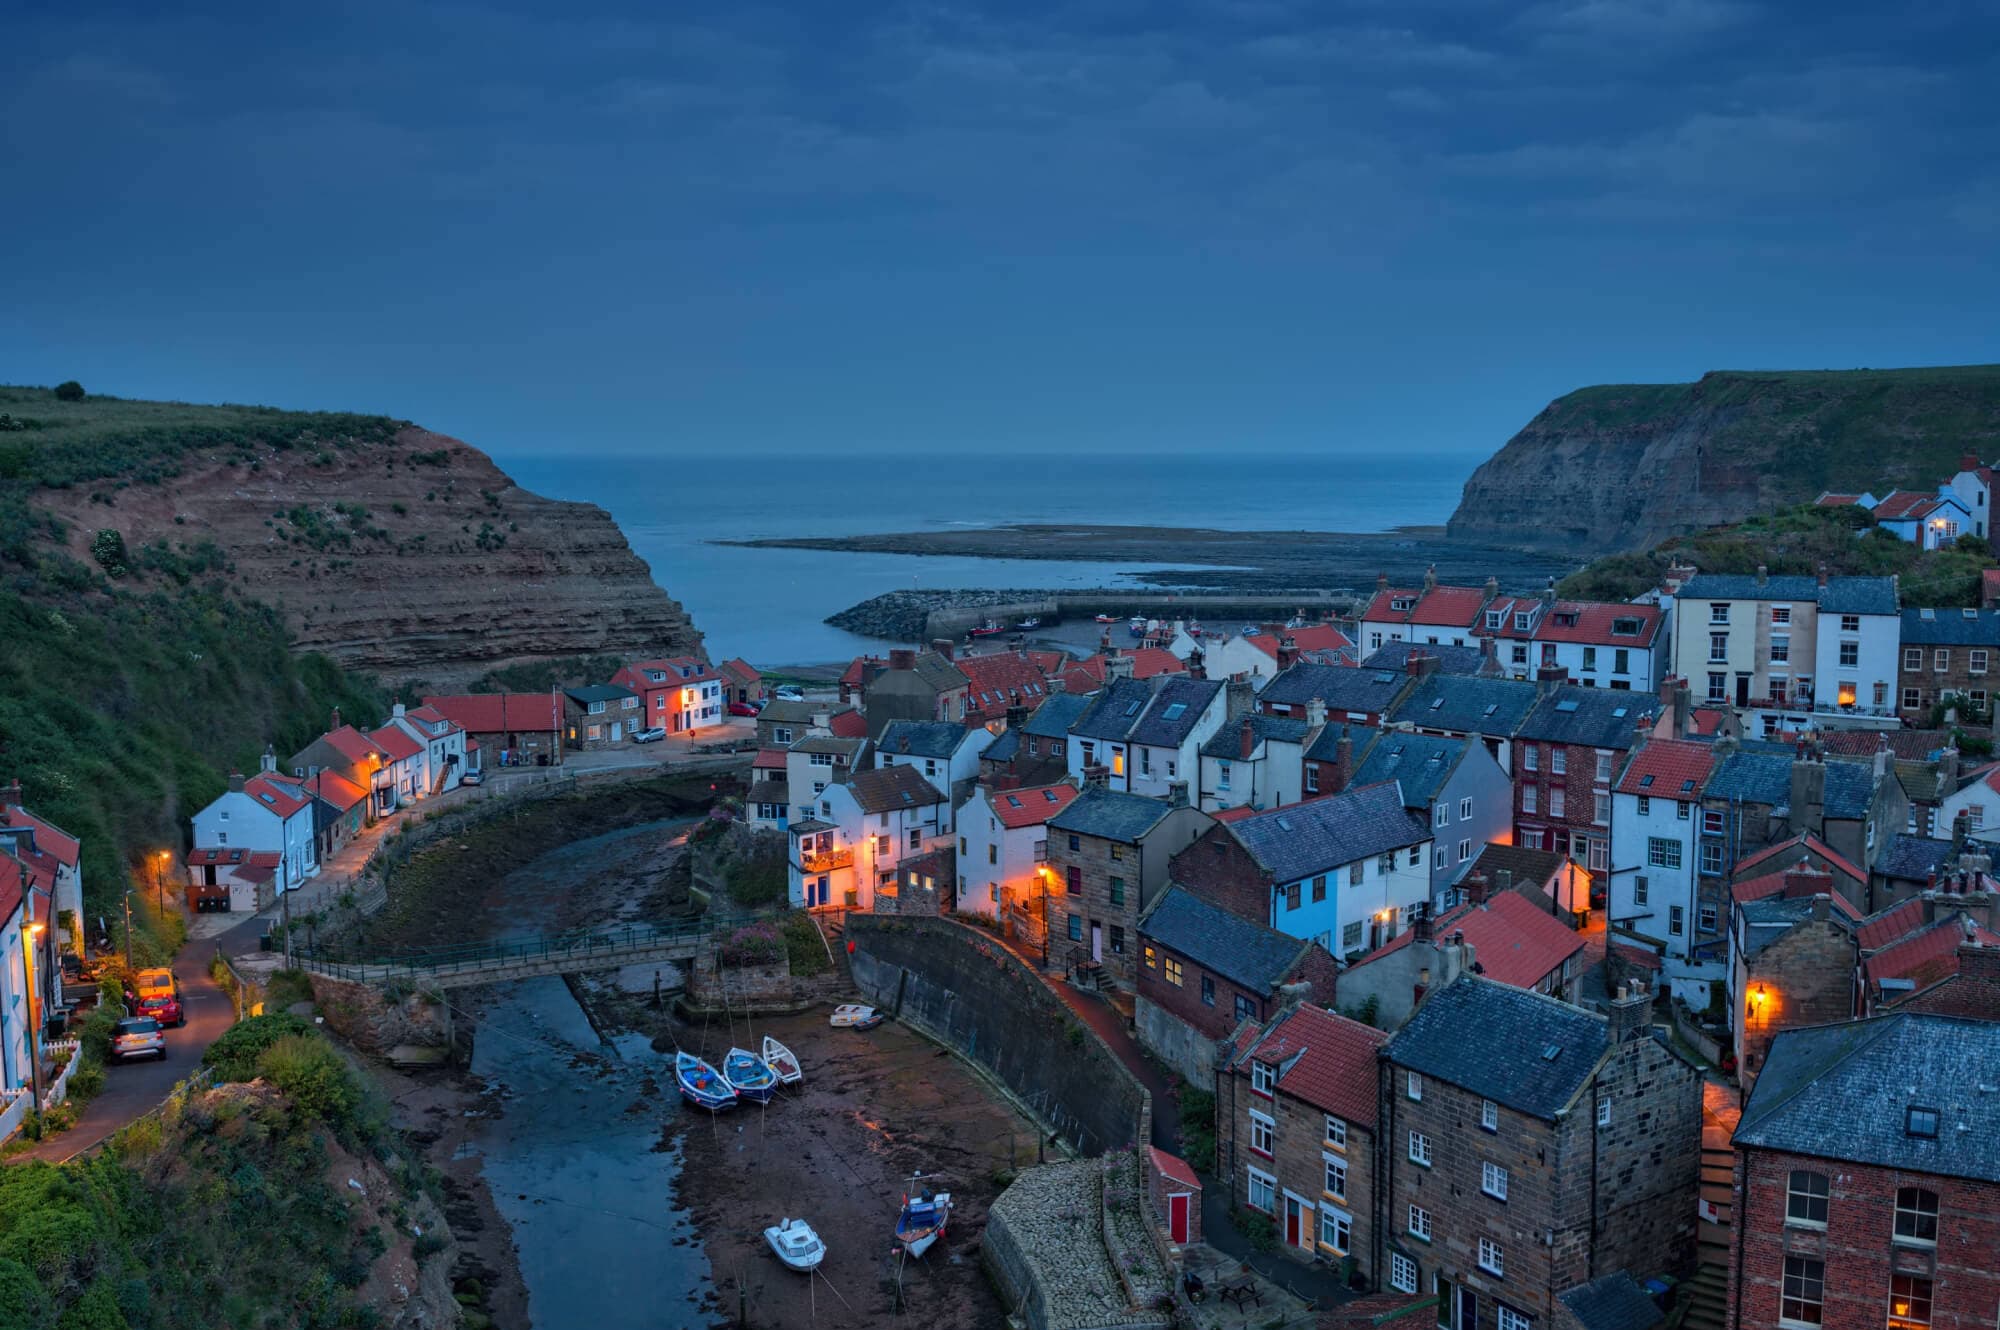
[3,386,701,686]
[1448,365,2000,554]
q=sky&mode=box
[3,0,1997,462]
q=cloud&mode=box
[1522,0,1752,45]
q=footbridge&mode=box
[296,912,758,990]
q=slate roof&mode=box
[757,699,825,727]
[1140,887,1306,993]
[877,720,971,760]
[847,764,944,813]
[790,735,866,758]
[1348,732,1468,806]
[1388,674,1539,737]
[1874,833,1953,883]
[1515,685,1658,749]
[1303,722,1369,764]
[1615,739,1715,798]
[1901,606,2000,645]
[563,683,638,705]
[1359,643,1491,676]
[910,651,971,692]
[1558,1273,1666,1330]
[1229,1003,1387,1129]
[981,729,1021,763]
[1733,1013,2000,1182]
[1704,751,1791,805]
[1383,975,1609,1120]
[1824,760,1878,819]
[1738,895,1857,957]
[1350,889,1583,990]
[1676,573,1898,615]
[1023,693,1094,739]
[1198,713,1312,759]
[1462,842,1569,889]
[1126,677,1225,748]
[1048,785,1178,843]
[1069,678,1160,742]
[1230,782,1431,882]
[1816,577,1902,615]
[1260,663,1409,714]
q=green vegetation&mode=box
[1176,1088,1216,1173]
[781,912,830,976]
[1559,502,1996,605]
[465,652,625,693]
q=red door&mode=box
[1168,1193,1190,1244]
[1284,1196,1303,1246]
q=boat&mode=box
[1014,617,1041,631]
[968,620,1004,638]
[830,1003,884,1029]
[675,1051,738,1112]
[1094,613,1117,624]
[723,1047,779,1103]
[762,1035,803,1085]
[764,1217,826,1272]
[1127,616,1146,637]
[895,1173,953,1258]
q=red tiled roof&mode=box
[752,747,789,770]
[1244,624,1353,659]
[308,769,369,812]
[1237,1005,1387,1128]
[1865,917,2000,985]
[719,658,760,683]
[1736,834,1866,888]
[1351,889,1585,991]
[1985,569,2000,605]
[243,773,312,819]
[1611,941,1664,971]
[1857,898,1926,950]
[1061,649,1186,692]
[405,705,451,726]
[828,710,868,739]
[1731,865,1865,919]
[0,802,81,866]
[1815,493,1863,507]
[991,782,1079,829]
[1213,805,1260,823]
[1871,490,1943,521]
[1364,583,1490,628]
[1892,949,2000,1019]
[1820,728,1954,761]
[839,655,885,688]
[322,724,389,765]
[0,856,23,924]
[1615,738,1715,797]
[368,725,424,762]
[614,656,718,688]
[424,694,563,733]
[960,653,1053,716]
[1686,708,1728,735]
[1148,1146,1200,1192]
[1531,600,1662,647]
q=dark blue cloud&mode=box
[3,0,1995,458]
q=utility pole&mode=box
[122,889,133,971]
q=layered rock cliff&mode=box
[32,418,700,687]
[1448,366,2000,555]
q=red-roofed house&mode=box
[1891,939,2000,1018]
[1357,569,1496,654]
[746,748,791,831]
[305,768,370,860]
[387,703,469,796]
[1863,913,2000,997]
[1609,738,1718,997]
[1340,885,1587,1028]
[1184,623,1355,684]
[838,655,885,705]
[1871,488,1973,549]
[718,658,764,706]
[290,720,394,820]
[958,651,1054,728]
[367,720,428,807]
[422,693,563,768]
[611,656,724,734]
[0,779,84,952]
[1219,1001,1388,1277]
[1056,647,1185,693]
[190,757,319,902]
[185,848,283,913]
[958,781,1079,927]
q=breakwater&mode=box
[831,588,1361,643]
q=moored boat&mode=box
[831,1003,884,1029]
[676,1051,738,1111]
[764,1217,826,1272]
[1094,613,1117,624]
[895,1173,952,1258]
[969,620,1003,637]
[723,1047,779,1103]
[1014,617,1041,631]
[1127,616,1146,636]
[762,1035,804,1085]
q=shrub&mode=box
[1177,1088,1217,1173]
[264,968,315,1012]
[66,1061,105,1103]
[53,381,85,401]
[780,912,829,976]
[719,921,784,967]
[89,530,128,577]
[256,1034,361,1133]
[202,1012,311,1082]
[1234,1206,1277,1252]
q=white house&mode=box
[1871,490,1974,549]
[1346,731,1513,907]
[1810,581,1902,722]
[1946,457,1993,541]
[1671,571,1900,729]
[190,761,319,892]
[1935,764,2000,837]
[388,704,468,797]
[1196,710,1318,813]
[1356,571,1494,653]
[611,656,726,735]
[366,721,429,809]
[1067,676,1228,799]
[1607,739,1721,1004]
[788,764,950,911]
[1173,623,1352,685]
[786,735,869,825]
[876,719,992,809]
[956,780,1079,919]
[0,860,42,1120]
[0,781,82,950]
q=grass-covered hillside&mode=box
[0,385,391,925]
[1558,502,1996,605]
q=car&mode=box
[774,686,805,702]
[136,990,184,1028]
[130,967,178,1014]
[112,1017,167,1061]
[727,700,760,717]
[458,770,484,786]
[633,726,668,743]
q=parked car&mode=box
[774,686,805,702]
[458,770,484,786]
[112,1017,166,1062]
[136,989,185,1028]
[129,967,179,1015]
[727,701,760,717]
[633,726,668,743]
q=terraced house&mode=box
[1358,569,1496,652]
[1064,675,1227,801]
[1044,783,1211,985]
[1475,593,1671,693]
[1511,685,1660,878]
[1895,606,2000,722]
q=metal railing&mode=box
[296,910,763,982]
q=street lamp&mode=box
[154,850,171,916]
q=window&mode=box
[1477,1237,1504,1277]
[908,827,922,851]
[1842,614,1860,633]
[1481,1099,1498,1131]
[1164,956,1183,986]
[1551,748,1567,775]
[1677,800,1690,820]
[1710,602,1729,624]
[1109,876,1125,906]
[1707,672,1727,702]
[1588,837,1608,871]
[1700,843,1724,875]
[1638,794,1650,815]
[1905,646,1924,670]
[1249,1111,1273,1156]
[1583,646,1597,671]
[1785,1170,1829,1227]
[1894,1187,1939,1244]
[1635,876,1650,905]
[1143,945,1157,971]
[1709,632,1729,662]
[1349,863,1365,886]
[1324,1155,1347,1200]
[1109,925,1124,954]
[1482,1161,1508,1200]
[1435,846,1449,870]
[1838,641,1858,668]
[1407,1205,1431,1241]
[1342,921,1363,950]
[1781,1255,1824,1325]
[876,834,892,856]
[1312,874,1327,902]
[1246,1168,1275,1215]
[1433,802,1449,828]
[1234,993,1255,1021]
[1669,904,1685,935]
[1771,605,1791,625]
[1615,647,1629,674]
[1318,1207,1349,1254]
[1888,1274,1934,1329]
[1250,1060,1273,1095]
[1594,793,1611,825]
[1304,765,1317,793]
[1408,1131,1432,1166]
[1286,882,1301,911]
[1549,788,1566,818]
[1770,633,1790,664]
[1068,833,1081,852]
[1522,744,1538,772]
[1109,843,1124,862]
[987,843,997,864]
[1975,649,1991,675]
[1390,1252,1417,1294]
[1647,837,1682,869]
[1065,866,1081,895]
[1699,901,1719,932]
[1201,975,1215,1006]
[1936,649,1950,672]
[1595,751,1613,782]
[1459,839,1473,863]
[1596,1097,1612,1126]
[1325,1116,1346,1150]
[1067,913,1083,942]
[1523,786,1537,814]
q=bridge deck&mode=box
[297,914,758,989]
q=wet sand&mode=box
[673,1010,1044,1330]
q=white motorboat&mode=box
[764,1217,826,1272]
[830,1003,883,1029]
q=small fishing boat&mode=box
[1094,613,1117,624]
[830,1003,884,1029]
[675,1051,738,1112]
[723,1047,779,1103]
[1014,617,1041,631]
[895,1174,953,1258]
[1127,616,1146,636]
[762,1035,803,1085]
[969,620,1004,638]
[764,1217,826,1272]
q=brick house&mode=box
[610,656,723,734]
[718,657,763,706]
[562,684,642,748]
[1341,885,1587,1030]
[1890,937,2000,1017]
[1511,683,1661,878]
[958,650,1056,729]
[1133,886,1342,1083]
[1726,1013,2000,1330]
[1258,662,1416,725]
[1729,869,1863,1091]
[1218,1002,1387,1281]
[421,693,564,767]
[1044,784,1211,985]
[1377,977,1703,1328]
[1896,607,2000,722]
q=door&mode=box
[1091,923,1104,962]
[1457,1287,1477,1329]
[1167,1193,1190,1244]
[1284,1195,1302,1247]
[1735,674,1750,706]
[611,722,623,742]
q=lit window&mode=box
[1478,1237,1504,1277]
[1782,1255,1824,1325]
[1786,1170,1829,1227]
[1887,1274,1934,1330]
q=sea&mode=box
[501,451,1476,669]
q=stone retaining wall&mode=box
[982,1159,1173,1330]
[1134,994,1221,1088]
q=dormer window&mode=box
[1905,1106,1939,1138]
[1391,596,1415,612]
[1250,1061,1276,1096]
[1555,612,1578,628]
[1485,611,1502,630]
[1612,617,1641,636]
[1514,613,1531,631]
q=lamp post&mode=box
[154,851,170,916]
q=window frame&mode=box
[1248,1109,1274,1157]
[1407,1130,1432,1167]
[1781,1254,1825,1327]
[1480,1099,1498,1132]
[1893,1187,1939,1245]
[1481,1160,1508,1201]
[1785,1170,1829,1229]
[1389,1252,1417,1295]
[1477,1236,1504,1277]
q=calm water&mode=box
[501,451,1475,667]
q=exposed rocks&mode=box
[827,587,1068,639]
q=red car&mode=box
[135,991,184,1028]
[727,700,761,716]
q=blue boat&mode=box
[895,1172,953,1257]
[723,1047,779,1103]
[676,1051,738,1112]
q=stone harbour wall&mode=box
[982,1159,1172,1330]
[1133,994,1222,1088]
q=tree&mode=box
[53,381,84,402]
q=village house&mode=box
[1513,684,1661,880]
[1180,622,1354,685]
[1377,977,1703,1327]
[1055,645,1186,694]
[0,780,82,951]
[1896,606,2000,722]
[1341,883,1587,1029]
[1456,843,1578,913]
[875,719,990,805]
[1259,661,1416,726]
[785,734,869,823]
[718,657,763,706]
[1217,1002,1387,1280]
[190,759,319,900]
[956,780,1078,937]
[1471,589,1672,693]
[562,683,642,749]
[610,656,724,734]
[289,721,393,819]
[861,646,971,738]
[1726,1012,2000,1330]
[1358,570,1495,653]
[1197,710,1317,814]
[1607,738,1718,1002]
[1066,675,1229,800]
[184,848,282,912]
[1945,453,1995,544]
[386,703,468,796]
[745,746,790,831]
[0,855,39,1114]
[1170,781,1433,959]
[787,764,950,911]
[422,693,564,767]
[978,693,1092,788]
[957,650,1055,729]
[366,720,429,808]
[1383,671,1539,776]
[303,768,370,863]
[753,698,859,749]
[1887,935,2000,1017]
[1044,784,1211,985]
[1871,488,1974,548]
[1729,861,1865,1089]
[1132,886,1342,1083]
[1349,730,1513,907]
[1858,900,2000,1012]
[1359,642,1497,677]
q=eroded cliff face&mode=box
[42,426,700,686]
[1448,367,2000,555]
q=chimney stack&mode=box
[1106,654,1136,682]
[889,648,916,671]
[1957,940,2000,982]
[227,772,246,793]
[1225,678,1255,720]
[1463,870,1490,906]
[260,744,278,774]
[1755,564,1769,586]
[1330,728,1354,794]
[1790,752,1827,835]
[1781,857,1833,900]
[0,779,21,811]
[1492,867,1513,897]
[1483,575,1499,601]
[1607,978,1656,1043]
[330,706,342,732]
[932,638,955,660]
[1377,572,1389,594]
[1240,717,1257,760]
[1186,646,1206,680]
[1407,650,1441,678]
[1423,564,1437,593]
[1815,563,1829,589]
[1277,635,1300,671]
[1306,697,1328,729]
[1167,780,1190,809]
[1542,575,1557,605]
